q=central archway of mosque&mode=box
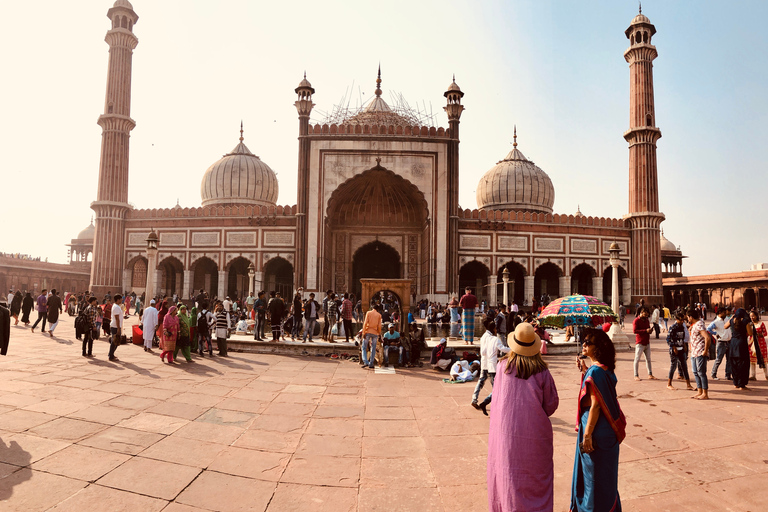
[324,165,429,297]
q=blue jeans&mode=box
[303,318,316,341]
[711,341,731,378]
[691,355,708,390]
[472,370,495,403]
[291,315,302,338]
[362,333,378,367]
[198,332,212,353]
[384,345,403,365]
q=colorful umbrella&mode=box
[537,294,618,328]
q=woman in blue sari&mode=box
[571,328,625,512]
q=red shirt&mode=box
[459,293,478,310]
[633,316,650,345]
[341,299,353,320]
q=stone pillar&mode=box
[155,270,163,298]
[183,270,192,300]
[622,278,632,306]
[122,269,131,293]
[145,249,158,300]
[559,276,570,298]
[217,271,226,299]
[489,278,497,307]
[254,271,264,293]
[175,272,183,297]
[524,276,534,305]
[592,277,603,301]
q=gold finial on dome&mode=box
[513,125,518,148]
[639,1,642,14]
[239,120,244,143]
[375,64,382,97]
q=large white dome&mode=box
[476,142,555,214]
[200,133,278,207]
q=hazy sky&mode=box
[1,0,766,276]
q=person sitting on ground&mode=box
[235,314,248,334]
[383,323,404,367]
[431,338,454,370]
[450,360,481,382]
[406,321,425,367]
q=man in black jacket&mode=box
[302,293,319,343]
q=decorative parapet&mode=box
[127,204,298,220]
[307,123,449,138]
[458,208,626,228]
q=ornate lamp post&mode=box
[608,242,623,340]
[144,229,159,301]
[247,262,255,297]
[502,266,510,307]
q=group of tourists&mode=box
[631,303,767,400]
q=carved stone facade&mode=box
[85,5,667,311]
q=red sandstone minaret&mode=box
[623,7,665,305]
[444,77,464,295]
[89,0,139,297]
[294,73,315,291]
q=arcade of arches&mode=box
[458,259,631,308]
[124,255,294,300]
[324,166,428,298]
[664,285,768,310]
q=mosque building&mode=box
[84,1,667,308]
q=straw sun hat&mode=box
[507,322,542,357]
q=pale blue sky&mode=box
[1,0,766,275]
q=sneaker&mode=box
[109,356,119,362]
[711,376,719,380]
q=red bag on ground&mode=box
[132,325,143,345]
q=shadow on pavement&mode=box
[0,437,32,501]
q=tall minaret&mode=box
[89,1,139,297]
[444,77,464,295]
[294,73,315,292]
[623,8,664,304]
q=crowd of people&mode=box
[5,280,768,511]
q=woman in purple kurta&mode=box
[488,322,559,512]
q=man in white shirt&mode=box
[709,307,732,380]
[471,317,510,414]
[108,294,124,361]
[141,299,159,353]
[651,306,661,339]
[222,296,232,313]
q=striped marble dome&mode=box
[476,143,555,214]
[200,133,278,207]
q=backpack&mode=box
[197,310,210,335]
[75,310,88,336]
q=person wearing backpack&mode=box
[197,302,215,356]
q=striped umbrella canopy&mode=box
[537,294,618,328]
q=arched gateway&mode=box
[325,164,428,298]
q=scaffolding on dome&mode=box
[313,83,438,128]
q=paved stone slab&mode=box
[30,444,131,481]
[47,484,168,512]
[97,456,201,500]
[2,314,767,511]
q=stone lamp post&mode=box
[608,241,623,341]
[144,229,159,301]
[502,266,510,307]
[248,262,256,297]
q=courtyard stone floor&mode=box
[0,314,767,511]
